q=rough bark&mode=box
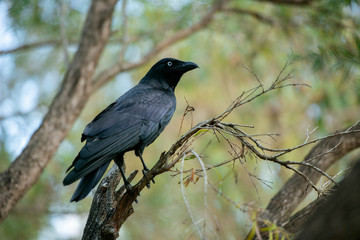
[264,123,360,224]
[283,197,323,233]
[252,122,360,239]
[296,157,360,240]
[81,153,168,240]
[81,105,226,239]
[0,0,227,225]
[0,0,118,223]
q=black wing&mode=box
[63,84,176,185]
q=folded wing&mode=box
[64,86,176,187]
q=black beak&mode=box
[181,61,199,73]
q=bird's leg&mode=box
[135,150,155,188]
[114,154,132,192]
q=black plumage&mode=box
[63,58,198,202]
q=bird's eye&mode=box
[167,61,172,67]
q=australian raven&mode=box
[63,58,198,202]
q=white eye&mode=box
[167,61,172,66]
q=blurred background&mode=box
[0,0,359,239]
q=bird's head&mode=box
[141,58,199,90]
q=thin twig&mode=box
[192,150,208,235]
[208,181,254,213]
[155,64,360,194]
[242,64,264,92]
[304,124,318,144]
[222,7,275,25]
[91,0,229,90]
[181,153,204,239]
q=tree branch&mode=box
[0,0,118,223]
[295,158,360,240]
[82,62,358,239]
[0,40,69,55]
[82,152,168,239]
[91,0,228,90]
[222,7,275,25]
[258,0,313,5]
[0,0,229,224]
[0,33,123,56]
[249,122,360,239]
[282,197,323,233]
[263,122,360,224]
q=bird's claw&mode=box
[125,182,133,192]
[142,168,155,189]
[124,182,141,203]
[142,168,149,176]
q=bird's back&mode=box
[63,57,198,202]
[64,83,176,185]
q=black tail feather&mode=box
[69,162,111,202]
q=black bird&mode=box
[63,58,198,202]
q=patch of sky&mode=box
[307,103,322,121]
[114,72,134,94]
[70,0,91,15]
[0,2,18,49]
[38,0,58,23]
[3,111,42,158]
[39,214,86,240]
[124,44,142,63]
[0,98,15,117]
[126,0,145,17]
[168,0,192,11]
[19,79,39,112]
[40,70,62,99]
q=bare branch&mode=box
[0,31,124,56]
[84,61,360,239]
[91,0,229,90]
[157,67,358,202]
[181,153,205,240]
[258,0,313,5]
[0,0,229,225]
[0,106,43,121]
[295,158,360,240]
[178,100,195,139]
[242,64,264,92]
[259,122,360,231]
[0,40,71,55]
[223,7,275,25]
[192,150,208,235]
[82,166,138,240]
[208,181,253,213]
[0,0,118,223]
[283,195,323,233]
[304,124,318,144]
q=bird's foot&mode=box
[124,181,141,204]
[142,168,155,189]
[124,181,133,192]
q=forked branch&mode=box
[83,63,359,239]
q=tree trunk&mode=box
[0,0,118,223]
[0,0,226,224]
[264,123,360,225]
[251,123,360,239]
[296,157,360,240]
